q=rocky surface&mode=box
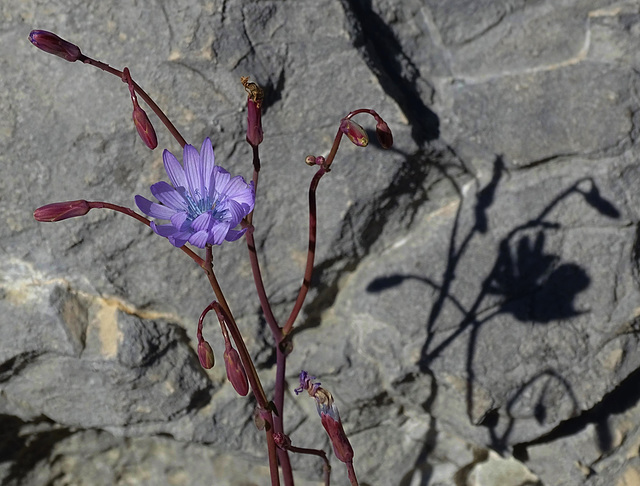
[2,0,640,485]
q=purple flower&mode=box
[135,138,254,248]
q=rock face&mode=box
[2,0,640,485]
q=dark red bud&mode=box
[34,200,91,222]
[132,103,158,149]
[320,413,354,463]
[340,118,369,147]
[246,97,263,147]
[375,120,393,149]
[224,345,249,396]
[29,30,81,62]
[197,340,215,369]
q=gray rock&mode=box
[3,0,640,485]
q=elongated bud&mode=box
[29,30,82,62]
[132,103,158,149]
[123,67,158,149]
[34,200,91,222]
[375,119,393,149]
[340,118,368,147]
[197,340,215,369]
[241,77,264,147]
[224,344,249,396]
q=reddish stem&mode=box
[202,246,280,486]
[282,167,325,335]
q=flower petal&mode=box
[170,211,189,231]
[225,228,247,242]
[224,199,248,227]
[212,166,231,199]
[183,144,202,199]
[191,211,214,232]
[135,195,176,219]
[168,233,190,247]
[150,181,188,211]
[208,221,230,245]
[163,149,188,189]
[200,138,216,196]
[151,221,179,237]
[188,230,210,248]
[223,177,255,210]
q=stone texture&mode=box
[3,0,640,485]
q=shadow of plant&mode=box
[367,156,621,481]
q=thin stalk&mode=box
[287,445,331,486]
[203,246,280,486]
[274,346,294,486]
[282,167,325,335]
[346,463,359,486]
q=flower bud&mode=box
[375,119,393,149]
[246,97,263,147]
[29,30,82,62]
[34,200,91,222]
[132,102,158,149]
[305,155,317,166]
[224,344,249,396]
[122,67,158,149]
[197,340,215,369]
[320,409,354,463]
[340,118,368,147]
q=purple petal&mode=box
[168,233,190,247]
[150,181,188,211]
[151,221,179,237]
[212,166,231,198]
[170,211,189,231]
[200,138,216,196]
[163,149,187,189]
[135,195,176,219]
[225,199,248,227]
[188,230,210,248]
[225,228,247,242]
[191,212,214,232]
[183,144,202,198]
[208,221,230,245]
[223,177,255,210]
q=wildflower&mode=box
[295,370,354,464]
[135,138,255,248]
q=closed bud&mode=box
[224,344,249,396]
[132,102,158,149]
[246,97,263,147]
[29,30,81,62]
[197,340,215,369]
[375,119,393,149]
[340,118,368,147]
[34,200,91,222]
[320,410,354,463]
